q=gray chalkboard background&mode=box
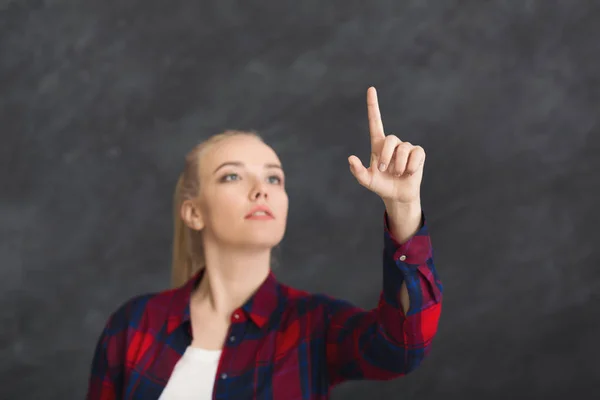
[2,0,599,399]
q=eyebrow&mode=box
[213,161,283,174]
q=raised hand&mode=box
[348,87,425,205]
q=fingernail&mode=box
[379,163,386,171]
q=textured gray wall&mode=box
[2,0,599,399]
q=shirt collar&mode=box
[166,269,282,335]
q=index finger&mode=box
[367,86,385,148]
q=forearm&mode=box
[383,199,423,314]
[325,209,442,384]
[383,199,423,245]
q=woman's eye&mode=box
[221,173,239,182]
[221,173,283,184]
[268,176,283,184]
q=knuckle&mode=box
[397,144,411,155]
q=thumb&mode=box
[348,155,371,188]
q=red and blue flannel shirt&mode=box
[86,211,443,399]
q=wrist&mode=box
[384,199,423,244]
[384,198,422,219]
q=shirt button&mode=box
[221,373,228,380]
[233,313,239,320]
[229,336,236,342]
[399,255,407,261]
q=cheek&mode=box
[204,190,244,224]
[275,191,289,219]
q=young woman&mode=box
[86,87,443,400]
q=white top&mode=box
[158,346,222,400]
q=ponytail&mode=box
[171,173,206,288]
[171,173,191,287]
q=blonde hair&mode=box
[171,130,263,288]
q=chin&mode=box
[241,233,284,250]
[249,235,283,248]
[218,222,286,249]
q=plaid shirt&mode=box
[86,212,443,399]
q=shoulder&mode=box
[278,282,315,305]
[104,286,181,333]
[277,283,356,317]
[278,281,366,324]
[272,283,364,340]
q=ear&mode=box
[181,199,205,231]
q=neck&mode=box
[192,243,271,316]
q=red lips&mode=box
[245,205,274,218]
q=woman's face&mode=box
[193,135,288,250]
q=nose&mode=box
[249,181,268,200]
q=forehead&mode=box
[200,135,281,170]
